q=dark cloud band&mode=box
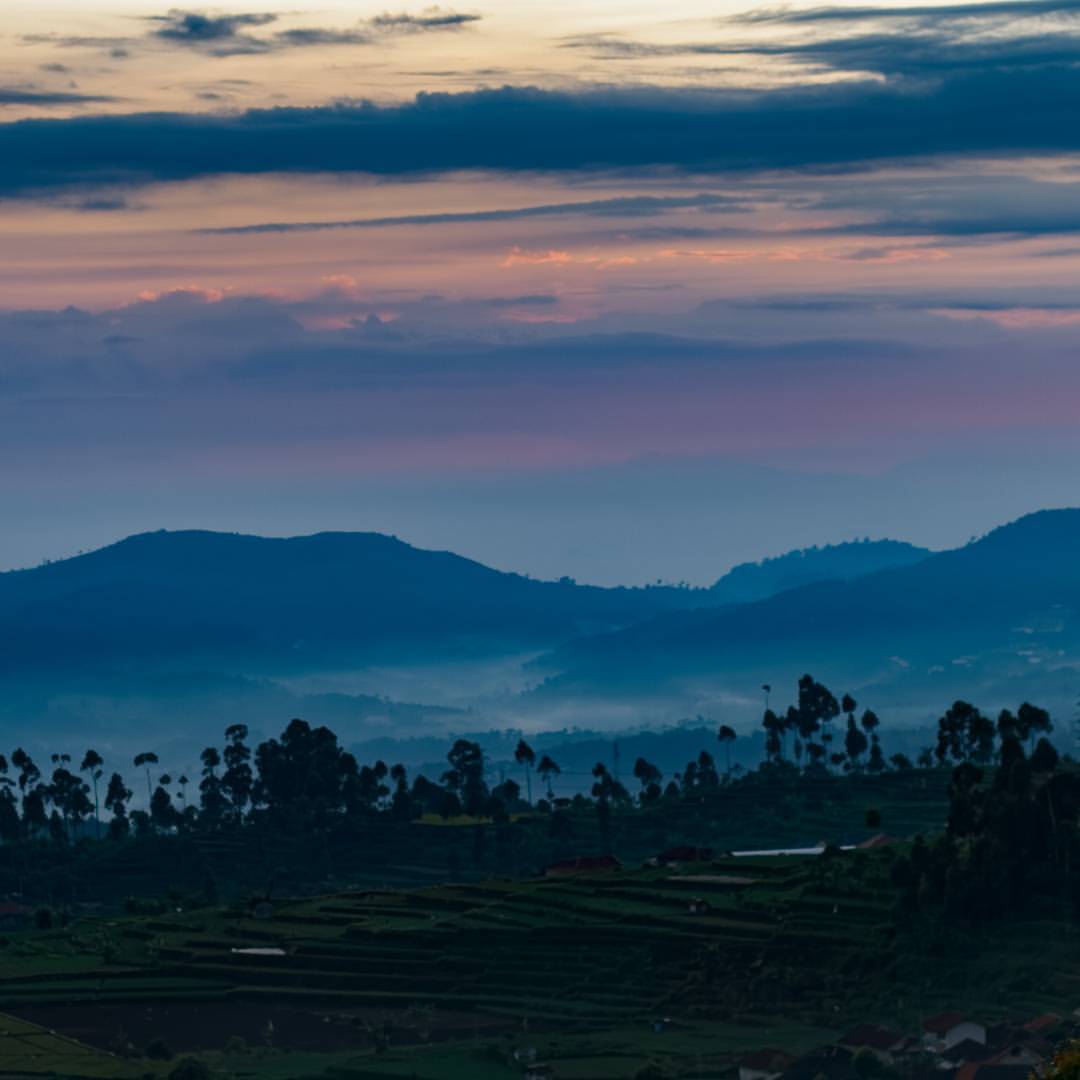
[3,69,1080,194]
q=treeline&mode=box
[0,675,1062,864]
[759,675,1055,774]
[892,701,1073,920]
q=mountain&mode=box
[708,539,930,604]
[539,509,1080,701]
[0,529,700,672]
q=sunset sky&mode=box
[5,0,1080,583]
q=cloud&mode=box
[8,62,1080,195]
[142,7,480,55]
[371,8,482,32]
[0,87,115,106]
[567,0,1080,82]
[149,10,278,44]
[732,0,1080,28]
[198,193,747,235]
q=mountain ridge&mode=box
[539,508,1080,695]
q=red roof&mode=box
[1023,1014,1060,1034]
[924,1012,971,1034]
[0,902,33,917]
[545,855,621,875]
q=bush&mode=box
[145,1039,173,1060]
[168,1058,211,1080]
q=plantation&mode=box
[4,840,1080,1079]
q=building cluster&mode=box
[741,1011,1069,1080]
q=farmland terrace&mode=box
[2,848,1079,1079]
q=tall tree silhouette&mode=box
[514,738,536,805]
[80,750,104,838]
[717,725,736,777]
[537,754,561,800]
[133,751,159,803]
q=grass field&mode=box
[4,832,1080,1079]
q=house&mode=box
[944,1040,994,1066]
[544,855,621,877]
[656,845,714,865]
[780,1045,852,1080]
[988,1045,1047,1071]
[739,1048,794,1080]
[0,901,33,927]
[856,833,896,851]
[923,1012,987,1051]
[1023,1014,1061,1036]
[955,1064,1036,1080]
[838,1024,908,1063]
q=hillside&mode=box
[709,539,930,604]
[0,529,699,672]
[542,508,1080,696]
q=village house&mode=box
[838,1023,908,1064]
[739,1048,794,1080]
[543,855,621,877]
[0,901,33,928]
[780,1045,852,1080]
[653,845,714,866]
[923,1011,987,1051]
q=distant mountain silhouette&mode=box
[708,539,930,605]
[541,509,1080,695]
[0,530,700,671]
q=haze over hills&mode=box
[707,538,930,605]
[0,529,700,672]
[540,509,1080,723]
[3,513,1079,755]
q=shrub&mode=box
[145,1039,173,1060]
[168,1059,211,1080]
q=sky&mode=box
[4,0,1080,584]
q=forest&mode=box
[0,674,1073,927]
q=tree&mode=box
[222,724,253,822]
[1017,702,1053,749]
[389,763,413,820]
[199,747,227,827]
[253,719,358,828]
[935,701,993,764]
[591,762,629,805]
[867,737,886,773]
[80,750,104,838]
[104,773,132,839]
[0,757,17,844]
[1031,737,1060,773]
[796,674,840,768]
[1042,1041,1080,1080]
[169,1058,211,1080]
[537,754,561,800]
[133,752,159,804]
[717,725,736,777]
[845,716,869,771]
[150,784,177,832]
[514,739,536,804]
[632,757,662,804]
[762,709,783,764]
[442,740,489,817]
[47,763,92,841]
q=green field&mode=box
[4,830,1080,1079]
